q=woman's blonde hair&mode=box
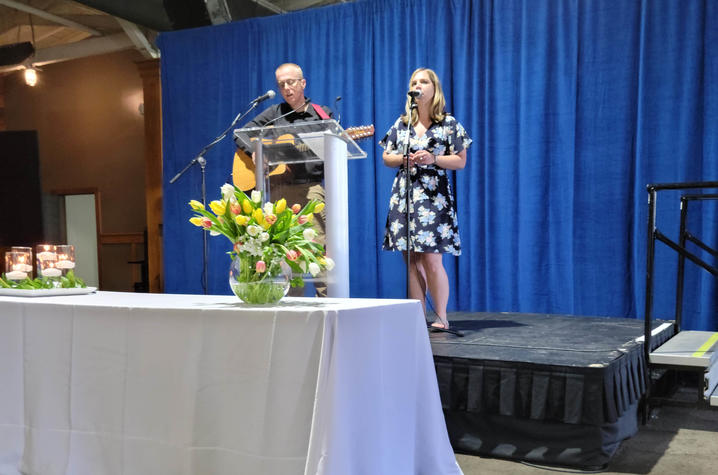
[402,68,446,125]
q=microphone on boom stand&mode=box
[170,90,276,294]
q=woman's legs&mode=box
[421,253,450,329]
[403,251,427,314]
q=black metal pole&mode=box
[403,98,418,299]
[642,186,657,423]
[675,196,688,331]
[200,157,208,294]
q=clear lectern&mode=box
[233,120,367,297]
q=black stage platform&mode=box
[430,312,675,469]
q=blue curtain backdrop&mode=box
[158,0,717,331]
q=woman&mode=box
[380,68,471,330]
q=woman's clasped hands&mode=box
[408,149,435,166]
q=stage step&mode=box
[650,330,718,368]
[650,330,718,405]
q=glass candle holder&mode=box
[5,251,32,281]
[36,244,61,281]
[55,245,76,276]
[10,246,33,274]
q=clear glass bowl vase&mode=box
[229,257,290,304]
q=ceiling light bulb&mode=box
[24,67,38,87]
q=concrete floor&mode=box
[455,405,718,475]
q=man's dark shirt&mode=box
[237,99,333,180]
[245,99,332,128]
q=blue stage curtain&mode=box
[158,0,717,331]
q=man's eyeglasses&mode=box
[277,78,302,89]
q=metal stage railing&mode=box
[643,181,718,414]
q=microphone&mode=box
[408,90,423,99]
[251,90,276,104]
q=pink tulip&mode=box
[297,215,308,225]
[201,218,213,228]
[264,214,277,225]
[291,203,301,214]
[255,261,266,273]
[286,250,299,261]
[230,203,242,215]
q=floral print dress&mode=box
[379,115,472,256]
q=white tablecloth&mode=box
[0,292,461,475]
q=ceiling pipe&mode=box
[0,33,134,73]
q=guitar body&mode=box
[232,149,286,191]
[232,125,374,191]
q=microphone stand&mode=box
[170,100,262,294]
[403,96,418,300]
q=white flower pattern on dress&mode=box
[421,175,439,191]
[437,223,452,239]
[412,187,428,202]
[417,206,436,226]
[433,193,448,210]
[379,115,471,256]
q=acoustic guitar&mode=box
[232,124,375,191]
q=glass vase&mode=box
[229,257,290,304]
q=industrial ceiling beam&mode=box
[0,0,102,36]
[116,18,158,59]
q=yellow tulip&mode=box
[189,200,204,210]
[307,213,314,223]
[252,208,264,224]
[235,215,249,226]
[261,221,272,230]
[242,199,253,214]
[209,200,226,216]
[275,198,287,214]
[189,217,204,227]
[314,202,325,214]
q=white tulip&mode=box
[251,190,262,203]
[221,183,235,201]
[308,262,321,276]
[303,228,317,241]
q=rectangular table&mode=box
[0,292,461,475]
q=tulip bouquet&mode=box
[189,184,334,303]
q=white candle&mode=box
[37,251,56,260]
[41,268,62,277]
[56,260,76,270]
[6,270,28,280]
[22,264,33,272]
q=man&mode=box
[245,63,332,129]
[241,63,331,296]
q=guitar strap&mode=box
[311,103,331,120]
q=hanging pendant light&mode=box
[24,66,38,86]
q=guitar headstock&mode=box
[345,124,375,141]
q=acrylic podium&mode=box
[233,120,367,297]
